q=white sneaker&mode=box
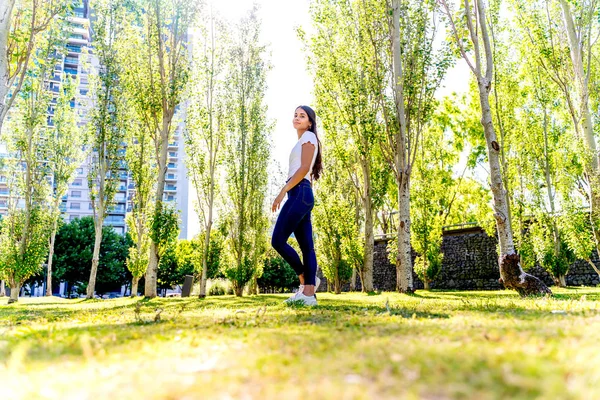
[294,292,317,306]
[285,276,321,303]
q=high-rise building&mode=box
[0,0,191,238]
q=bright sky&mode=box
[212,0,314,175]
[212,0,470,172]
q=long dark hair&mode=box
[297,105,323,181]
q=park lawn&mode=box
[0,288,599,400]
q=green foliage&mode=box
[193,230,225,280]
[222,7,271,297]
[313,170,356,292]
[0,208,51,289]
[257,254,298,293]
[53,217,131,296]
[149,203,180,260]
[208,281,226,296]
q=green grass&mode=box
[1,288,600,399]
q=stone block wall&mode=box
[317,226,600,292]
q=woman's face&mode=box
[293,108,311,131]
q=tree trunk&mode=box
[233,282,244,297]
[560,0,599,171]
[350,268,356,291]
[131,276,139,297]
[477,79,551,296]
[86,223,103,299]
[585,259,600,279]
[396,175,413,293]
[0,280,5,297]
[392,0,414,294]
[8,283,20,303]
[198,217,212,298]
[146,120,170,298]
[557,274,566,288]
[423,279,430,290]
[0,0,17,133]
[146,241,159,298]
[361,161,375,292]
[46,216,59,296]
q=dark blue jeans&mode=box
[271,178,317,285]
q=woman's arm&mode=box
[271,142,316,212]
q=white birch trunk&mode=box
[199,217,212,298]
[0,280,5,297]
[146,120,170,298]
[560,0,599,171]
[86,223,103,299]
[0,0,16,133]
[392,0,414,293]
[396,175,413,292]
[361,161,374,292]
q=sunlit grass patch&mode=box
[1,288,599,399]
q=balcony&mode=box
[166,174,177,180]
[66,45,82,54]
[165,185,177,191]
[65,68,78,76]
[167,163,177,169]
[64,56,79,65]
[168,141,178,148]
[104,215,125,225]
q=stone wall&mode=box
[318,226,600,292]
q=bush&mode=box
[208,282,226,296]
[257,255,298,293]
[207,279,231,296]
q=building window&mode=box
[76,168,84,175]
[71,190,81,198]
[70,202,80,210]
[72,179,83,186]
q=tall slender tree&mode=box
[0,0,69,133]
[0,26,60,303]
[86,0,128,299]
[439,0,551,295]
[383,0,450,292]
[222,7,271,297]
[121,0,200,298]
[185,7,227,298]
[46,74,86,296]
[304,0,391,292]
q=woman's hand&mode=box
[272,190,286,212]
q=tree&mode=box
[0,0,69,133]
[46,74,86,296]
[121,0,200,298]
[303,0,390,292]
[222,7,271,297]
[124,105,154,297]
[379,0,451,292]
[0,23,65,303]
[85,0,128,299]
[185,7,227,298]
[312,171,355,294]
[53,217,131,297]
[257,251,298,294]
[148,202,180,280]
[439,0,551,295]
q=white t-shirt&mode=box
[287,131,319,182]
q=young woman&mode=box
[271,105,323,306]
